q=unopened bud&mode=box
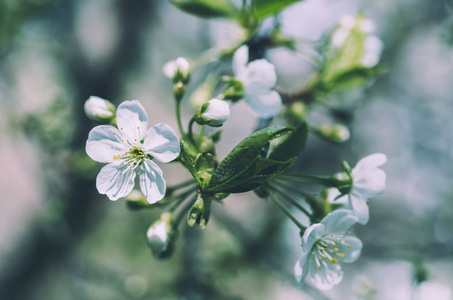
[84,96,116,124]
[195,99,230,127]
[173,82,185,102]
[163,57,190,84]
[317,124,350,143]
[146,212,177,259]
[221,77,245,102]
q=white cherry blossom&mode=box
[86,100,180,204]
[294,209,362,290]
[232,45,282,118]
[331,153,387,225]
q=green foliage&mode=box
[252,0,304,19]
[170,0,236,19]
[268,121,308,161]
[179,141,215,189]
[207,126,296,193]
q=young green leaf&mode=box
[170,0,236,19]
[207,126,294,193]
[252,0,303,19]
[268,121,308,162]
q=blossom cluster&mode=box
[83,9,386,294]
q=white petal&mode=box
[143,123,180,163]
[349,193,369,225]
[327,188,349,206]
[294,252,311,285]
[335,235,362,263]
[139,160,166,204]
[86,125,128,163]
[360,35,383,67]
[232,45,249,76]
[321,209,359,233]
[353,168,386,198]
[302,224,325,252]
[241,59,277,92]
[353,153,387,173]
[96,162,136,200]
[116,100,149,141]
[331,27,350,48]
[244,90,282,118]
[309,255,344,290]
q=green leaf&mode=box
[252,0,303,19]
[170,0,236,19]
[268,121,308,161]
[210,157,296,193]
[207,126,294,193]
[187,193,212,228]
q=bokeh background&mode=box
[1,0,453,299]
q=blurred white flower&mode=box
[294,209,362,290]
[333,153,387,224]
[163,57,190,83]
[360,36,384,68]
[198,99,230,127]
[86,100,180,203]
[331,15,383,68]
[232,45,282,118]
[84,96,116,124]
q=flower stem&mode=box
[278,173,335,186]
[173,194,197,228]
[175,99,185,137]
[271,185,312,218]
[268,191,306,230]
[271,180,318,208]
[188,117,196,144]
[166,179,197,195]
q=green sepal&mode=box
[170,0,236,19]
[207,126,295,193]
[187,192,212,229]
[252,0,303,19]
[194,153,215,189]
[179,140,215,189]
[268,121,308,162]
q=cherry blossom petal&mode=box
[116,100,148,141]
[96,162,136,200]
[335,235,363,263]
[244,90,282,118]
[143,123,180,163]
[321,209,359,233]
[139,160,166,204]
[353,168,386,198]
[294,252,311,285]
[242,59,277,92]
[352,153,387,174]
[232,45,248,76]
[309,257,344,290]
[302,224,325,252]
[86,125,128,163]
[349,192,370,225]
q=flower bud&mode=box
[163,57,190,84]
[84,96,116,125]
[195,99,230,127]
[317,124,350,143]
[146,212,177,259]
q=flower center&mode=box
[113,145,151,165]
[312,232,351,271]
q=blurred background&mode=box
[1,0,453,299]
